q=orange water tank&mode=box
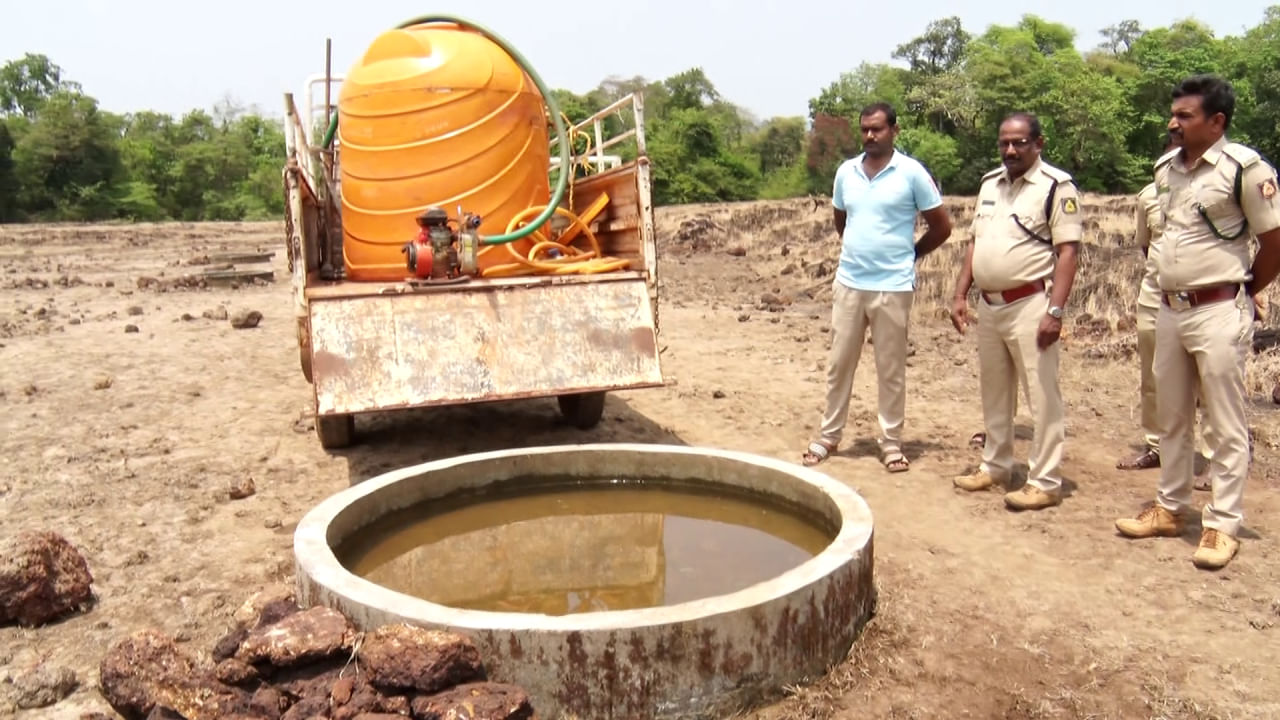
[336,23,551,280]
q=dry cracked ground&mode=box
[4,195,1280,719]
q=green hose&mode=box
[321,14,570,246]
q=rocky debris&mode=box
[233,586,299,628]
[202,306,229,322]
[236,606,355,668]
[229,477,256,500]
[359,624,485,693]
[1071,313,1111,339]
[215,658,260,686]
[127,305,144,316]
[5,277,50,290]
[4,663,78,709]
[670,215,725,252]
[411,683,534,720]
[94,376,113,390]
[124,324,139,334]
[725,246,746,257]
[136,275,210,292]
[98,590,536,720]
[0,529,95,626]
[804,258,835,279]
[99,629,250,720]
[758,292,791,312]
[231,310,263,329]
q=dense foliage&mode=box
[1,8,1277,221]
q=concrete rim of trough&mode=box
[294,442,874,632]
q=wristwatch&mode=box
[1047,305,1064,319]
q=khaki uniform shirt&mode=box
[1154,136,1280,291]
[1134,182,1163,309]
[971,158,1084,293]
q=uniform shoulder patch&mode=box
[1154,148,1179,170]
[1261,177,1278,201]
[1039,163,1074,183]
[1060,196,1079,214]
[1223,143,1261,168]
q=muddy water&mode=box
[335,477,837,615]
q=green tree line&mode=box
[2,7,1277,222]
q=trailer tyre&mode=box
[316,413,355,449]
[557,391,606,430]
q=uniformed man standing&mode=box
[1117,131,1217,485]
[949,112,1083,511]
[1115,74,1280,569]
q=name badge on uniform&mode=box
[981,199,995,206]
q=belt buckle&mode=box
[1169,291,1192,311]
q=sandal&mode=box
[969,432,986,450]
[802,440,836,466]
[883,451,910,473]
[1117,448,1160,470]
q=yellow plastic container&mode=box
[337,23,551,280]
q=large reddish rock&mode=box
[409,683,534,720]
[236,606,355,668]
[329,675,410,720]
[0,530,94,626]
[232,585,299,629]
[360,625,484,694]
[99,629,251,720]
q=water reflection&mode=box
[336,478,835,615]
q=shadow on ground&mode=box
[328,394,687,484]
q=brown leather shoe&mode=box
[954,468,996,491]
[1192,529,1239,569]
[1115,505,1185,538]
[1116,448,1160,470]
[1004,485,1061,511]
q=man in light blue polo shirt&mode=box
[802,102,953,472]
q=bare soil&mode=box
[3,197,1280,719]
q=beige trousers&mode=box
[820,283,914,456]
[1155,290,1252,537]
[977,291,1065,493]
[1137,303,1217,458]
[1136,304,1161,449]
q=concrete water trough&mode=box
[293,443,876,719]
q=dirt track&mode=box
[3,198,1280,719]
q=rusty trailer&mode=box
[281,82,665,449]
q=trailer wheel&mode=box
[557,391,606,430]
[297,317,313,384]
[316,413,354,449]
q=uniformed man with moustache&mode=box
[950,111,1083,511]
[1118,130,1220,488]
[1115,74,1280,570]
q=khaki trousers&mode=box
[1136,304,1161,449]
[1155,290,1252,537]
[820,283,914,455]
[1137,303,1217,458]
[977,292,1065,492]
